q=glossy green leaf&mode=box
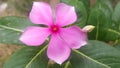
[87,0,114,40]
[70,40,120,68]
[0,16,34,45]
[4,45,49,68]
[4,40,120,68]
[3,44,71,68]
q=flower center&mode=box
[50,25,59,33]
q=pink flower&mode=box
[19,2,87,64]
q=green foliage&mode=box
[0,16,34,45]
[1,0,120,68]
[87,0,113,40]
[105,1,120,41]
[62,0,120,41]
[4,40,120,68]
[113,2,120,22]
[4,45,49,68]
[73,40,120,68]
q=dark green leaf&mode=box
[79,0,90,10]
[38,40,120,68]
[75,1,88,27]
[96,0,113,12]
[107,2,120,40]
[70,40,120,68]
[4,45,49,68]
[112,2,120,22]
[87,8,111,40]
[115,44,120,50]
[0,16,34,45]
[3,44,71,68]
[88,0,120,41]
[87,0,114,40]
[4,40,120,68]
[105,1,120,41]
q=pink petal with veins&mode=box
[20,26,50,46]
[29,2,53,25]
[60,26,87,49]
[56,3,77,26]
[47,34,70,64]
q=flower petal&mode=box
[47,34,70,64]
[55,3,77,26]
[19,26,50,46]
[29,2,53,25]
[60,26,87,49]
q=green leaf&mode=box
[114,44,120,50]
[61,0,88,27]
[4,45,49,68]
[107,2,120,40]
[87,0,114,41]
[87,8,110,40]
[104,1,120,41]
[106,27,120,40]
[0,16,34,45]
[79,0,90,10]
[87,0,120,41]
[96,0,113,12]
[48,61,73,68]
[75,1,88,27]
[70,40,120,68]
[88,0,120,41]
[112,2,120,22]
[4,40,120,68]
[3,44,71,68]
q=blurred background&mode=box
[0,0,119,68]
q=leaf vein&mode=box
[0,25,23,32]
[73,49,111,68]
[25,45,48,68]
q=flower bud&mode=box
[82,25,95,32]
